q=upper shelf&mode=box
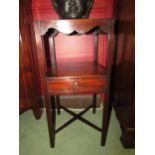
[34,19,115,35]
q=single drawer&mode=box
[46,76,106,95]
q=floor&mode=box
[19,108,135,155]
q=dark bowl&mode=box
[51,0,94,19]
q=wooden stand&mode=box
[33,19,115,147]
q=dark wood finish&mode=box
[93,31,99,64]
[36,19,114,35]
[55,104,93,133]
[112,0,135,148]
[55,96,61,115]
[20,0,135,148]
[60,105,102,132]
[25,0,114,99]
[101,31,115,146]
[92,94,97,114]
[19,0,31,113]
[33,19,115,147]
[46,62,106,77]
[46,75,106,95]
[30,0,114,99]
[50,96,56,147]
[46,62,106,95]
[19,0,42,119]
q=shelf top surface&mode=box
[46,62,106,79]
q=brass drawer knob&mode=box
[73,81,79,87]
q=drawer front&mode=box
[46,77,106,95]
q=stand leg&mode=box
[50,96,56,148]
[56,96,61,115]
[44,94,56,148]
[101,93,112,146]
[92,94,97,114]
